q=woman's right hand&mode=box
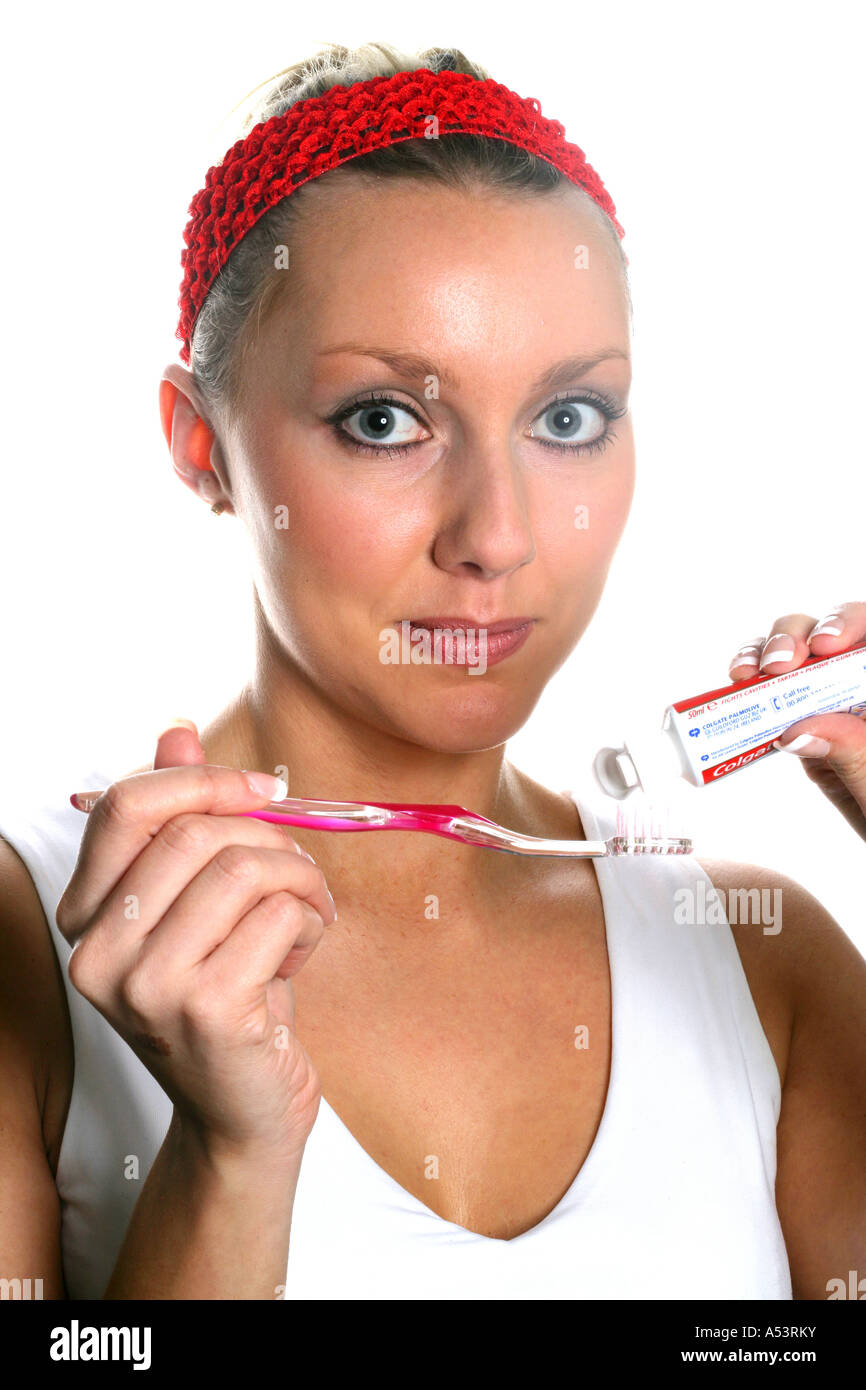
[56,723,337,1165]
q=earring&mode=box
[211,501,226,515]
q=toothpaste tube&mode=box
[594,639,866,798]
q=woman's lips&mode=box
[408,616,534,634]
[403,618,535,666]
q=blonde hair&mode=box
[189,40,626,418]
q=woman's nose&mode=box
[431,449,537,580]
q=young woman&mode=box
[1,41,864,1301]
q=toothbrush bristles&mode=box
[610,797,691,855]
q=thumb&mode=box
[153,717,208,771]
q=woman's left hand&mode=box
[728,600,866,842]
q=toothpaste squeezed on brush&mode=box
[594,639,866,799]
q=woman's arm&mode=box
[0,839,68,1299]
[0,838,302,1300]
[702,855,866,1300]
[103,1114,302,1299]
[772,872,866,1300]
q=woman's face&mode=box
[221,176,634,752]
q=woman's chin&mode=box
[379,685,542,753]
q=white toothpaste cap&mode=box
[593,722,684,800]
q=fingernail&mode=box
[760,636,795,667]
[729,640,764,673]
[244,771,289,801]
[808,618,843,638]
[160,718,199,735]
[773,734,832,756]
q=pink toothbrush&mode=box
[70,791,691,858]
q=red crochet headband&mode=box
[176,66,624,363]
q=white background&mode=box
[2,1,864,949]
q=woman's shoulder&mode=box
[0,757,123,1178]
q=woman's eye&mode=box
[340,402,428,448]
[529,400,607,447]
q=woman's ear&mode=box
[158,368,235,515]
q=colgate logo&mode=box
[711,745,770,778]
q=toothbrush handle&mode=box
[448,817,609,856]
[241,797,395,832]
[241,798,478,836]
[244,796,527,841]
[71,791,471,836]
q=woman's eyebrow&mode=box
[315,344,630,393]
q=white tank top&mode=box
[0,764,793,1300]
